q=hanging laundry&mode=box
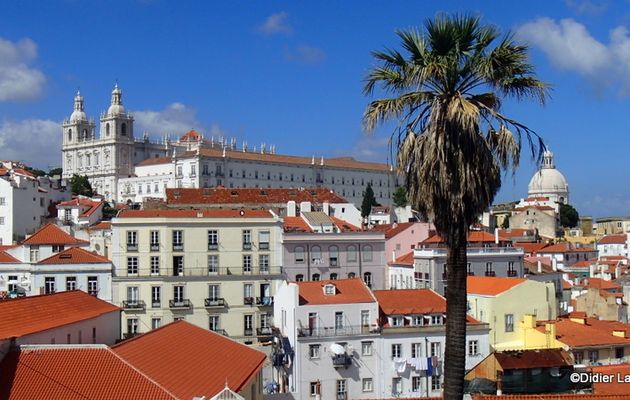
[393,358,407,373]
[426,357,433,376]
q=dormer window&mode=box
[324,284,336,295]
[391,316,403,327]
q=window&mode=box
[312,273,320,281]
[309,382,320,397]
[348,272,356,279]
[208,315,220,331]
[244,314,254,336]
[87,276,98,296]
[362,378,373,392]
[190,164,197,177]
[44,277,55,294]
[66,276,77,291]
[412,376,421,393]
[485,262,495,276]
[243,283,253,304]
[324,284,335,295]
[52,245,64,253]
[294,246,305,263]
[362,245,373,262]
[150,231,159,251]
[208,255,219,274]
[431,376,441,391]
[505,314,514,332]
[589,350,599,364]
[508,261,517,276]
[296,274,304,282]
[347,245,357,262]
[173,285,185,303]
[127,286,139,302]
[259,231,270,250]
[127,257,138,274]
[0,197,5,205]
[573,351,583,364]
[430,342,441,357]
[127,318,138,335]
[208,230,219,250]
[311,246,321,263]
[335,311,344,330]
[336,380,347,398]
[328,245,339,266]
[151,286,161,308]
[309,344,320,359]
[391,316,403,327]
[392,377,402,395]
[330,273,338,280]
[126,231,138,251]
[243,255,252,272]
[362,341,373,356]
[259,254,269,273]
[173,256,184,276]
[150,256,160,275]
[467,263,474,276]
[412,343,422,358]
[177,165,183,177]
[468,340,479,356]
[242,230,252,250]
[151,318,161,330]
[172,230,183,250]
[431,314,443,325]
[615,347,625,359]
[30,246,39,262]
[363,272,372,288]
[392,343,402,358]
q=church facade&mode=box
[61,86,397,205]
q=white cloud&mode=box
[133,102,227,140]
[258,12,292,36]
[337,134,390,163]
[565,0,607,15]
[0,119,60,169]
[517,18,630,94]
[0,37,46,101]
[284,44,327,65]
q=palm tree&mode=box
[363,14,548,399]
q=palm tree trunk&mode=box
[442,228,468,399]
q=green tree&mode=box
[361,183,379,218]
[48,167,63,176]
[70,174,94,197]
[25,167,46,177]
[560,203,579,228]
[363,15,547,399]
[392,186,408,208]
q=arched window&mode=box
[121,123,127,136]
[363,272,372,288]
[105,123,110,136]
[294,246,305,263]
[82,129,88,140]
[312,273,320,281]
[311,246,321,264]
[348,272,356,279]
[347,245,357,263]
[330,273,338,280]
[296,274,304,282]
[328,245,339,266]
[362,245,373,262]
[67,129,72,142]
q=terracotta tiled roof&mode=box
[493,349,573,369]
[590,364,630,394]
[581,278,621,291]
[116,209,272,219]
[37,247,111,265]
[88,221,112,230]
[0,244,16,251]
[422,230,507,244]
[523,256,553,273]
[136,156,173,166]
[0,347,177,400]
[572,260,594,268]
[179,129,201,142]
[372,222,416,239]
[535,317,630,347]
[21,224,88,246]
[467,276,527,296]
[498,228,536,239]
[0,250,19,263]
[513,205,555,211]
[388,251,414,266]
[473,395,627,399]
[112,321,266,399]
[57,198,103,217]
[166,187,347,206]
[283,216,312,232]
[12,168,35,178]
[598,234,627,245]
[525,196,550,201]
[296,278,376,305]
[539,243,597,253]
[331,216,361,232]
[0,291,120,340]
[374,289,446,315]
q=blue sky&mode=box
[0,0,628,217]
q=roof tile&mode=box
[467,276,527,296]
[373,289,446,315]
[166,187,347,206]
[37,247,111,265]
[296,278,375,305]
[22,224,88,246]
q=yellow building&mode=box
[467,276,557,350]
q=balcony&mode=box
[123,332,140,339]
[210,328,229,336]
[332,353,353,368]
[257,326,273,339]
[172,243,184,251]
[122,300,146,311]
[204,298,226,308]
[336,394,347,400]
[259,242,269,250]
[243,243,252,250]
[415,246,524,257]
[244,297,254,305]
[244,327,254,337]
[150,244,160,251]
[169,299,191,309]
[330,258,338,267]
[256,296,274,306]
[127,243,138,252]
[298,325,380,338]
[208,243,219,251]
[151,301,161,308]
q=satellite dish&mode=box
[330,343,345,355]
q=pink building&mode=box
[374,221,434,262]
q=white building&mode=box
[597,234,628,258]
[0,166,71,245]
[56,196,104,227]
[60,87,397,206]
[272,279,490,399]
[527,150,569,205]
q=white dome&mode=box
[107,103,125,115]
[70,109,87,121]
[527,150,569,203]
[107,83,125,115]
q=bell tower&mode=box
[62,91,95,180]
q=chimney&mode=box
[537,260,542,274]
[300,201,312,214]
[322,201,330,216]
[523,314,536,329]
[545,322,557,340]
[552,258,557,272]
[287,201,297,217]
[392,251,396,263]
[494,227,499,244]
[589,263,595,278]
